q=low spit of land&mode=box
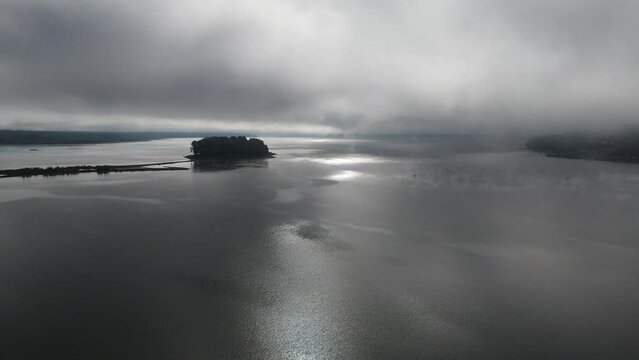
[0,135,275,179]
[0,161,190,179]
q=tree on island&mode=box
[188,136,274,159]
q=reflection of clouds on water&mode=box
[85,195,163,205]
[329,221,397,237]
[0,188,163,205]
[0,188,53,203]
[75,178,152,187]
[291,155,385,166]
[273,187,304,203]
[327,170,363,181]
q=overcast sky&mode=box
[1,0,638,134]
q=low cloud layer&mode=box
[1,0,638,134]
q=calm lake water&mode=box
[2,137,639,359]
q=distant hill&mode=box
[0,130,238,145]
[526,132,639,163]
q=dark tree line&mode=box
[189,136,273,158]
[526,132,639,162]
[0,130,237,145]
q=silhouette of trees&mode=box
[189,136,273,158]
[526,132,639,162]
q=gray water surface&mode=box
[1,137,639,359]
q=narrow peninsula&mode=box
[0,161,190,179]
[0,136,274,178]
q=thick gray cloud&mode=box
[0,0,638,134]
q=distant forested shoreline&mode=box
[0,130,237,145]
[526,132,639,163]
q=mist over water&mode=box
[2,137,639,359]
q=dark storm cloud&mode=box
[0,0,638,133]
[0,1,314,118]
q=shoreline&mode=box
[0,160,191,179]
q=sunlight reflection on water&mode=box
[3,137,639,359]
[293,156,385,166]
[327,170,363,181]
